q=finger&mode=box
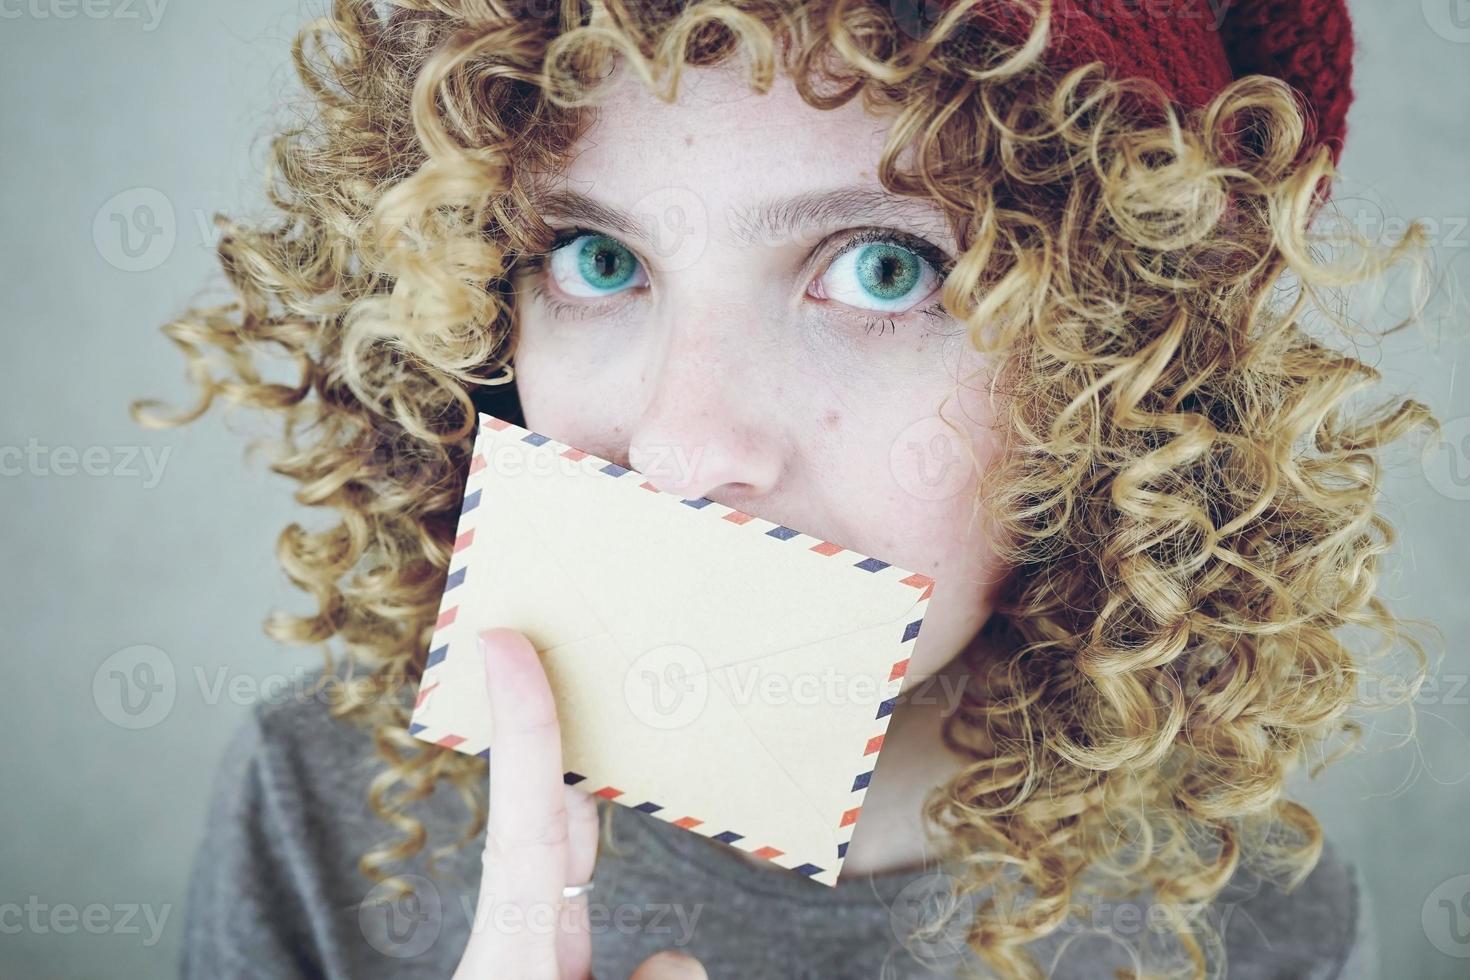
[477,627,570,975]
[564,783,601,889]
[628,951,710,980]
[558,785,600,980]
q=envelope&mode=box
[409,412,936,886]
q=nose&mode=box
[625,301,785,506]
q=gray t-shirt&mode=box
[179,666,1377,978]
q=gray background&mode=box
[2,2,1467,977]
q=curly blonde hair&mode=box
[133,0,1447,976]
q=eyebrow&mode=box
[527,184,956,250]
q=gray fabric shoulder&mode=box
[1217,835,1378,979]
[1335,858,1379,980]
[178,667,468,980]
[178,673,1383,980]
[179,693,330,979]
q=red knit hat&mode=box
[938,0,1355,168]
[391,1,1354,168]
[392,0,1355,212]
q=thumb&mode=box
[628,950,709,980]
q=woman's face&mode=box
[511,60,1011,684]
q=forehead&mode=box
[576,58,885,156]
[527,60,954,247]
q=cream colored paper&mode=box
[409,413,936,886]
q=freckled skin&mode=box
[512,59,1012,686]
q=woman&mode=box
[143,0,1441,977]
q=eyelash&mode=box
[516,226,952,338]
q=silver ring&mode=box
[561,881,595,899]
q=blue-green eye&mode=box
[819,238,943,315]
[547,233,649,297]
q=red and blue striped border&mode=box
[410,413,935,881]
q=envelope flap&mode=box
[492,437,930,670]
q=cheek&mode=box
[509,341,567,437]
[856,409,1009,676]
[886,413,987,507]
[510,316,641,454]
[898,493,1010,679]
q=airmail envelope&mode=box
[409,413,936,886]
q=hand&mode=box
[452,628,709,980]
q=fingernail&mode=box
[478,630,502,691]
[478,628,523,668]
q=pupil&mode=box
[859,243,917,300]
[578,236,634,289]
